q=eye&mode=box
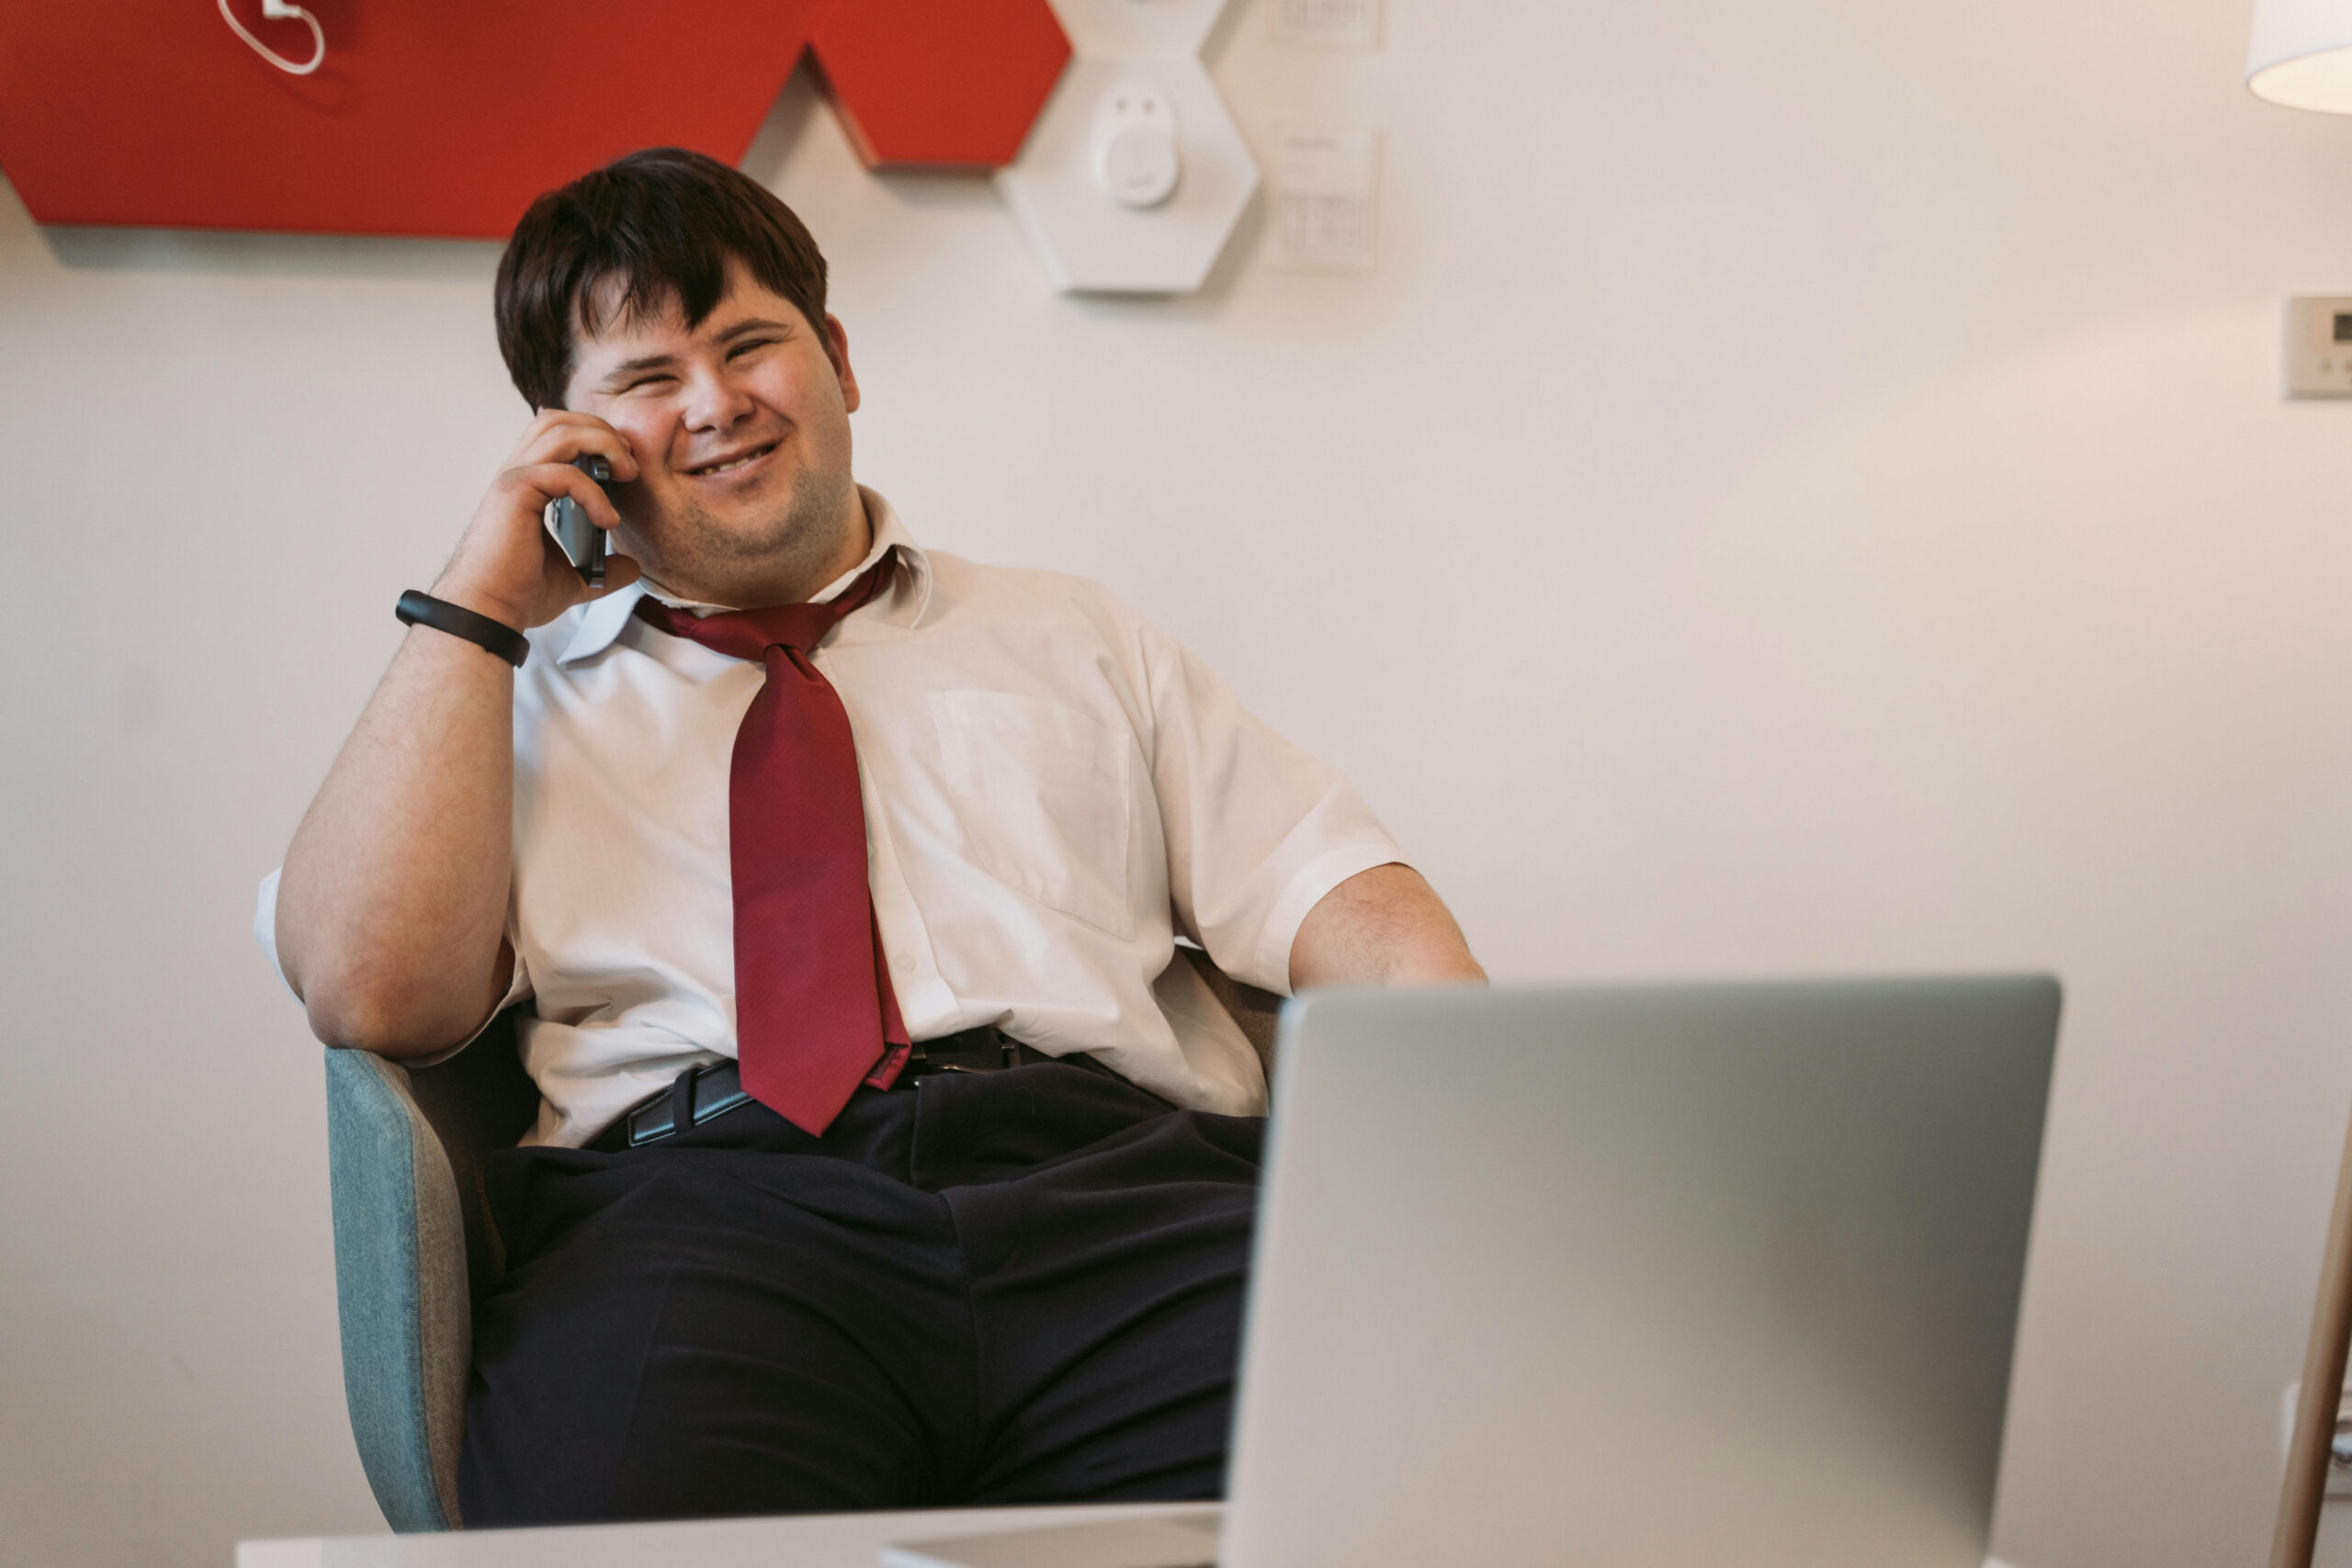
[619,373,675,394]
[728,338,779,360]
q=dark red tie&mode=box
[634,560,910,1134]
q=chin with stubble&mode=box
[628,460,861,609]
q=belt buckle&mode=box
[910,1027,1020,1077]
[624,1060,750,1145]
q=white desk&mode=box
[237,1511,2024,1568]
[237,1503,1220,1568]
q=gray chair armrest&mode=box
[324,1047,472,1532]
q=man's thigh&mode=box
[953,1106,1266,1505]
[458,1145,969,1525]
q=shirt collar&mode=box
[557,485,933,665]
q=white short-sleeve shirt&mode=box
[259,489,1405,1146]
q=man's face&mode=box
[561,258,862,604]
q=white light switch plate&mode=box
[2283,296,2352,399]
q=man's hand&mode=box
[1289,863,1487,991]
[432,410,645,631]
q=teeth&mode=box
[694,445,773,477]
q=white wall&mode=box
[5,2,2352,1563]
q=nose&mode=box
[681,361,758,434]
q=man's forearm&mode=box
[277,625,518,1055]
[1288,863,1487,991]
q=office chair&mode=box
[323,950,1282,1531]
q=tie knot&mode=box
[634,556,893,663]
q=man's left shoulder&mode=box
[925,550,1146,640]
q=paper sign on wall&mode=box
[1271,127,1378,272]
[1274,0,1381,51]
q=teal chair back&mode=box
[324,1010,536,1531]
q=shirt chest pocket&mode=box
[928,690,1136,940]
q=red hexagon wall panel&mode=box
[0,0,1070,239]
[815,0,1071,172]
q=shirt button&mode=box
[894,953,916,971]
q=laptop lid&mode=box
[1219,976,2058,1568]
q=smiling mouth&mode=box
[686,440,781,478]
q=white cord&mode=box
[216,0,325,76]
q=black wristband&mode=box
[395,590,530,668]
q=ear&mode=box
[822,314,861,414]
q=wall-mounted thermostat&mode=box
[1092,77,1181,209]
[2283,296,2352,399]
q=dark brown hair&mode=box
[493,147,830,411]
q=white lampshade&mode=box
[2252,0,2352,112]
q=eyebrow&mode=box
[595,317,797,386]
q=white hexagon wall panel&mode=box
[1054,0,1228,59]
[997,0,1258,294]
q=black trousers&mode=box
[457,1060,1265,1527]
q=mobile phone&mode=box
[543,455,612,587]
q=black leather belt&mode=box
[586,1025,1066,1153]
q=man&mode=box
[259,147,1483,1526]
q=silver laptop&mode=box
[889,976,2059,1568]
